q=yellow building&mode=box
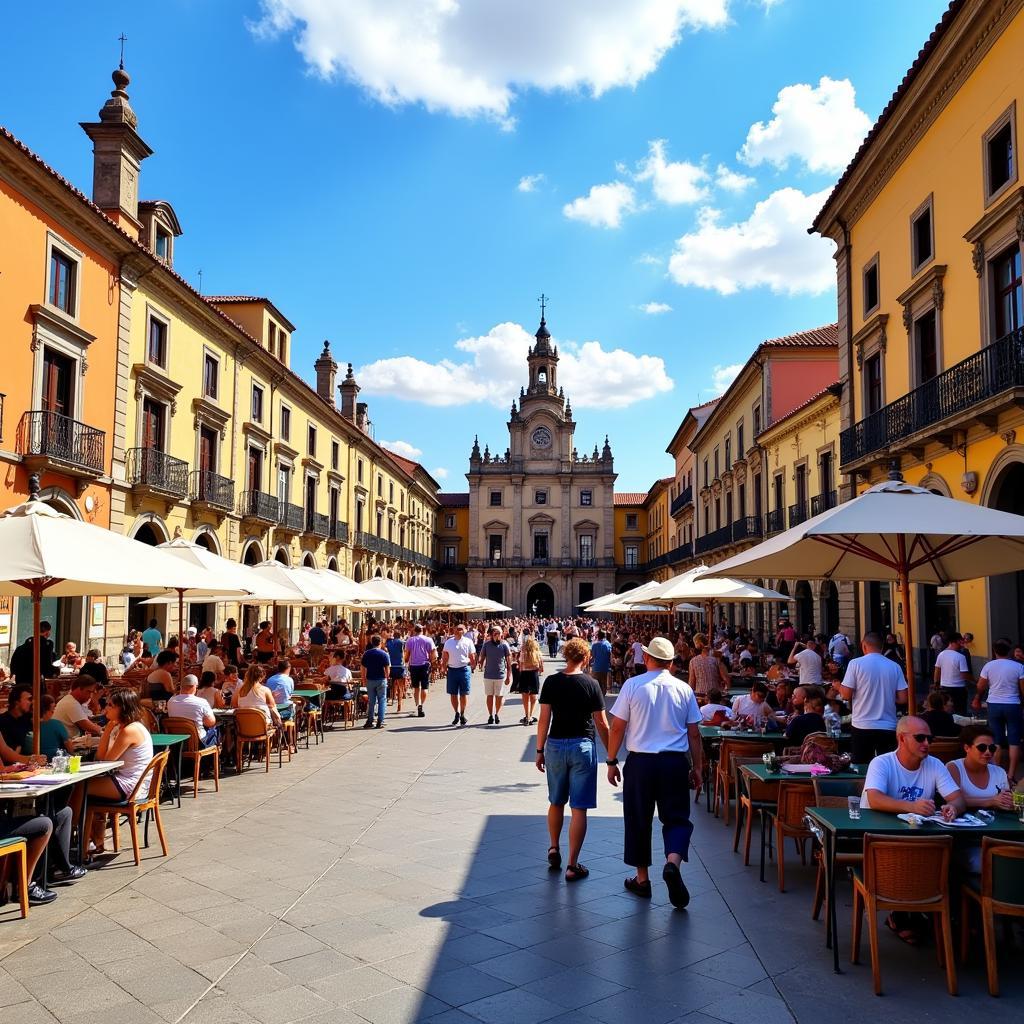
[813,0,1024,670]
[644,478,674,582]
[666,399,718,573]
[613,494,648,591]
[435,495,470,591]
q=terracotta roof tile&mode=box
[761,323,838,348]
[614,493,647,506]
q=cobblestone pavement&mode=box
[1,665,1019,1023]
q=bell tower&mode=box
[526,294,558,397]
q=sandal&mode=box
[565,863,589,882]
[886,913,921,946]
[547,846,562,870]
[624,876,652,898]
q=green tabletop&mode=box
[698,725,851,744]
[740,763,866,784]
[807,806,1024,839]
[150,733,188,747]
[293,689,323,700]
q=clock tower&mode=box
[465,307,617,615]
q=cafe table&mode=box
[149,734,188,807]
[0,760,124,870]
[292,688,324,708]
[738,763,866,882]
[806,806,1024,973]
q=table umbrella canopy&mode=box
[157,537,298,602]
[292,566,378,607]
[630,565,790,606]
[580,580,665,610]
[354,577,435,607]
[246,561,344,605]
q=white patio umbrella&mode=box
[704,473,1024,686]
[355,577,435,608]
[292,566,378,608]
[580,581,668,611]
[0,489,245,753]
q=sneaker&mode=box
[418,705,425,718]
[49,866,87,887]
[375,722,385,729]
[27,883,57,906]
[363,720,374,729]
[459,714,467,726]
[487,715,494,725]
[452,713,460,726]
[520,716,529,725]
[494,715,500,725]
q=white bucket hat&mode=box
[640,636,675,662]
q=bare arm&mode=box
[895,687,909,707]
[837,682,854,702]
[76,715,104,737]
[687,722,703,789]
[605,714,627,787]
[534,704,551,773]
[591,709,610,751]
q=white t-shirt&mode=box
[630,641,645,666]
[700,702,733,722]
[842,652,908,730]
[166,693,214,740]
[793,648,823,686]
[325,664,352,686]
[979,658,1023,704]
[935,648,969,688]
[54,694,93,739]
[731,694,773,723]
[201,654,226,677]
[948,758,1009,800]
[610,669,701,754]
[738,649,753,664]
[442,636,475,669]
[861,752,959,809]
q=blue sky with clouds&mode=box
[3,0,948,489]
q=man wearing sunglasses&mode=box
[860,716,964,821]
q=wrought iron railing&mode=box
[190,469,234,510]
[328,519,349,543]
[305,511,329,538]
[810,490,838,517]
[840,326,1024,464]
[788,501,809,529]
[531,556,550,567]
[668,541,693,564]
[695,523,733,554]
[238,490,278,522]
[126,447,188,496]
[732,515,763,543]
[765,509,785,535]
[277,501,304,532]
[670,485,693,517]
[17,410,104,473]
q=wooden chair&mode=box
[323,695,355,729]
[235,708,286,773]
[810,777,866,921]
[0,836,29,919]
[851,833,956,995]
[138,702,160,734]
[733,757,779,866]
[928,739,960,764]
[162,716,220,798]
[960,837,1024,995]
[90,750,170,866]
[715,739,774,825]
[290,696,323,748]
[769,781,816,892]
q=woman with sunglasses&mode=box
[947,724,1014,813]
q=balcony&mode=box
[531,556,550,567]
[765,508,785,536]
[670,485,693,518]
[275,501,303,533]
[695,523,733,555]
[304,511,329,539]
[126,447,188,504]
[328,519,349,544]
[238,490,278,525]
[731,515,763,543]
[668,541,693,564]
[17,410,104,480]
[810,490,838,517]
[190,469,234,512]
[788,501,809,529]
[840,326,1024,467]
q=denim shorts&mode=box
[446,666,471,695]
[544,737,598,810]
[987,702,1023,747]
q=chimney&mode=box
[339,363,359,422]
[314,340,338,406]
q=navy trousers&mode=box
[622,750,693,868]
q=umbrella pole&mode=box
[32,585,41,757]
[178,588,185,684]
[897,536,916,693]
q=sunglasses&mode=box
[909,733,932,743]
[973,743,999,754]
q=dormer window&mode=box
[154,226,171,261]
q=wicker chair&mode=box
[810,778,866,921]
[769,781,816,892]
[0,836,29,919]
[960,837,1024,995]
[851,833,956,995]
[733,756,779,866]
[235,708,285,773]
[714,738,774,825]
[162,716,220,798]
[89,750,170,866]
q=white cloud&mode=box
[431,467,450,480]
[640,302,673,315]
[637,253,663,266]
[379,439,423,459]
[709,362,744,395]
[358,322,673,410]
[635,140,709,205]
[563,182,637,229]
[667,187,836,295]
[714,163,755,192]
[252,0,731,126]
[517,173,545,193]
[739,76,872,174]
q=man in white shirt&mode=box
[166,674,219,748]
[201,642,226,681]
[788,638,823,687]
[441,624,477,726]
[606,636,703,910]
[728,682,774,728]
[324,651,354,702]
[838,632,908,764]
[630,636,646,677]
[933,632,972,715]
[54,680,103,739]
[976,639,1024,781]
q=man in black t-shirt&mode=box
[535,638,610,883]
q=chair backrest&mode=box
[980,837,1024,907]
[162,716,201,753]
[814,794,849,810]
[862,833,951,902]
[235,707,272,740]
[129,748,169,804]
[733,755,778,802]
[719,739,775,778]
[776,781,816,827]
[813,777,865,800]
[138,706,159,733]
[290,695,307,713]
[928,739,960,764]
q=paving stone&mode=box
[458,987,564,1024]
[345,984,449,1024]
[698,989,796,1024]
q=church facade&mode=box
[461,315,618,615]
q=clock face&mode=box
[532,427,552,449]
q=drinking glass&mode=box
[847,795,861,820]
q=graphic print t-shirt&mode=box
[860,752,959,810]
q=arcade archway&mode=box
[526,582,555,617]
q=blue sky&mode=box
[3,1,949,490]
